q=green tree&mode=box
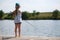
[32,10,36,16]
[36,12,40,15]
[22,11,29,20]
[52,9,59,19]
[0,10,4,19]
[7,13,12,19]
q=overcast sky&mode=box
[0,0,60,12]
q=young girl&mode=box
[12,3,22,37]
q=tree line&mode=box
[0,9,60,20]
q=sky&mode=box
[0,0,60,13]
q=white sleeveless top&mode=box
[14,11,22,23]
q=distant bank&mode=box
[0,9,60,20]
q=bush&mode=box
[0,10,4,19]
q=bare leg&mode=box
[15,23,18,37]
[17,23,21,37]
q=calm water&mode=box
[0,20,60,37]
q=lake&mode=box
[0,20,60,37]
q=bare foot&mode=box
[15,35,17,38]
[18,35,20,37]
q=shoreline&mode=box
[0,36,60,40]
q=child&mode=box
[12,3,22,37]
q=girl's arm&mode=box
[12,10,16,17]
[19,10,22,14]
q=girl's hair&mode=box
[15,3,20,7]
